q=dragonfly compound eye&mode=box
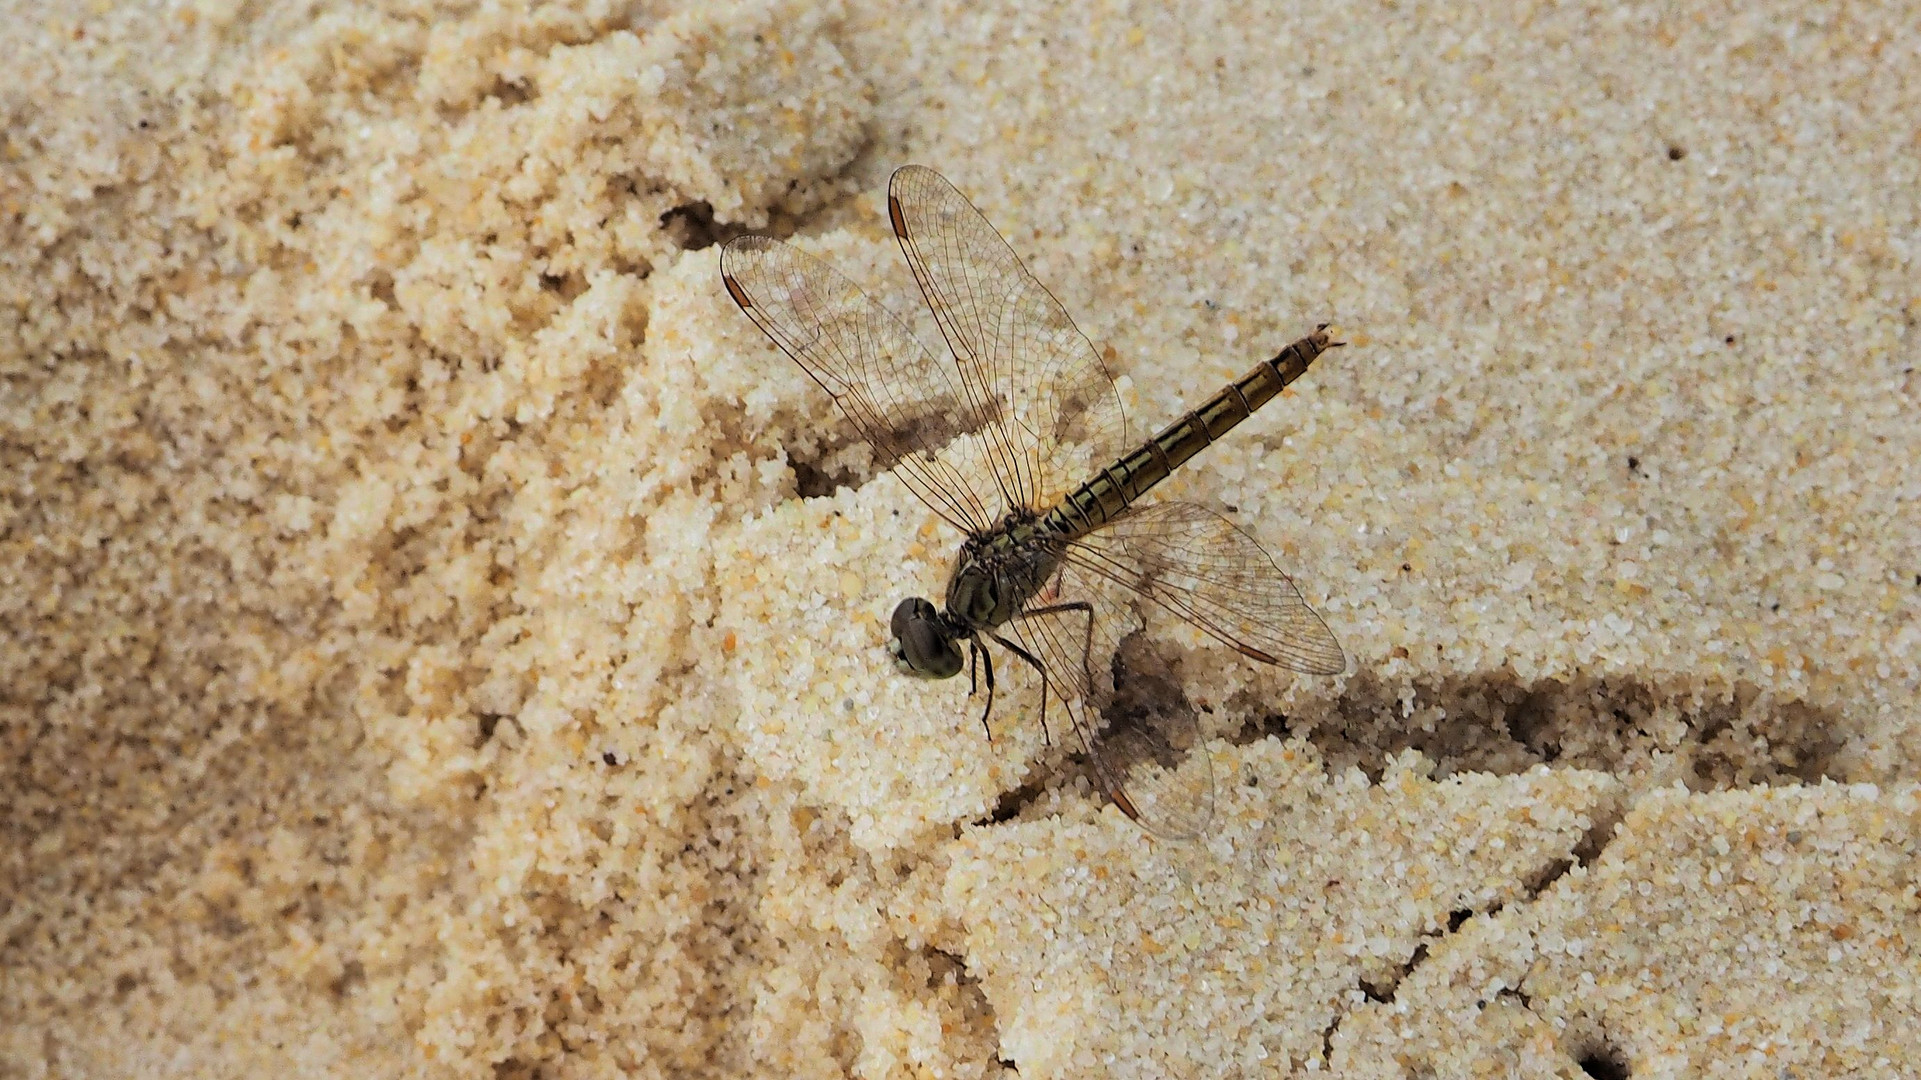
[889,597,964,679]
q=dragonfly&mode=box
[719,165,1345,838]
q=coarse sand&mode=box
[3,1,1917,1077]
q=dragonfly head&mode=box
[889,597,965,680]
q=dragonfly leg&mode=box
[1038,666,1050,747]
[973,638,995,742]
[1016,600,1098,697]
[966,637,979,697]
[983,630,1055,746]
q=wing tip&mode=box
[1306,640,1350,676]
[888,164,958,240]
[720,273,753,310]
[890,163,937,188]
[1312,654,1350,677]
[887,192,909,241]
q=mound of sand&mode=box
[4,1,1915,1076]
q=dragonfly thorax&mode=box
[949,516,1064,630]
[891,515,1065,682]
[945,561,1006,628]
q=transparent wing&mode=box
[995,501,1342,836]
[1061,501,1347,675]
[888,165,1129,515]
[720,234,1002,534]
[997,558,1217,840]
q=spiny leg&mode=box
[967,636,979,697]
[1007,600,1097,747]
[1019,600,1097,692]
[973,638,996,742]
[983,629,1056,747]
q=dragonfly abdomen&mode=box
[1049,327,1336,536]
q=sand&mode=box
[3,0,1917,1076]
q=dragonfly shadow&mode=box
[1252,667,1846,792]
[975,652,1847,837]
[1103,633,1206,770]
[970,631,1208,831]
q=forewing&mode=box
[1000,562,1216,840]
[721,234,1001,533]
[1061,501,1347,675]
[887,165,1128,514]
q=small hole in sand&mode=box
[1577,1047,1630,1080]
